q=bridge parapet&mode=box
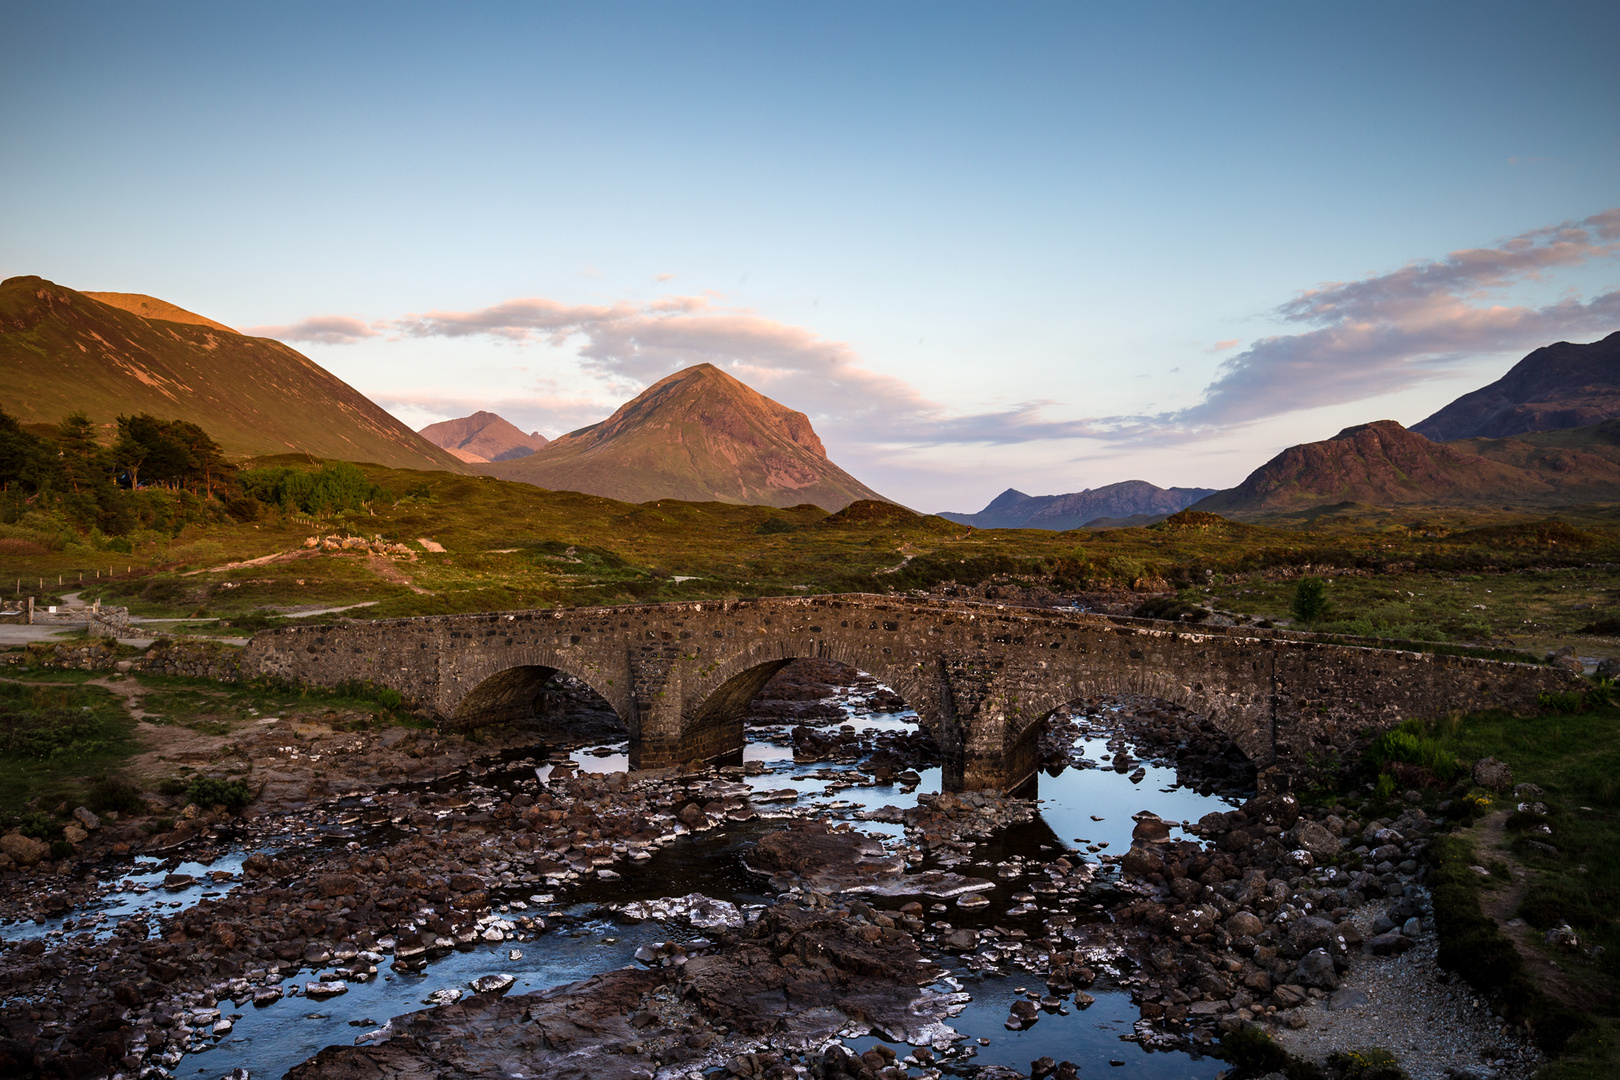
[240,594,1580,794]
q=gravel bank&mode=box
[1275,903,1542,1080]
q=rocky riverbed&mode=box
[0,662,1538,1080]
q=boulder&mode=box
[1473,758,1513,791]
[1288,820,1342,858]
[1225,911,1264,939]
[1294,948,1338,990]
[1596,657,1619,680]
[317,874,359,897]
[0,833,49,866]
[1285,916,1337,957]
[63,824,87,844]
[72,806,100,831]
[1120,847,1165,879]
[1368,932,1413,955]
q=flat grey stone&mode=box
[1326,988,1370,1011]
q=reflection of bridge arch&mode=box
[676,639,942,774]
[241,594,1579,795]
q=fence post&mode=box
[25,597,33,625]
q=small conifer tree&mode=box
[1290,576,1328,623]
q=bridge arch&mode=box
[441,645,633,737]
[997,658,1275,795]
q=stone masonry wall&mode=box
[239,594,1584,793]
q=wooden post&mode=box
[25,597,33,625]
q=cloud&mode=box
[1209,339,1241,352]
[244,314,377,345]
[255,207,1620,457]
[1173,208,1620,427]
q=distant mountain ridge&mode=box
[940,480,1216,530]
[480,363,889,510]
[0,276,470,473]
[1412,331,1620,441]
[419,411,548,463]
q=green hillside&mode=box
[0,276,470,473]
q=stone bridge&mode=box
[240,594,1577,794]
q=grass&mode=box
[0,679,138,828]
[132,671,427,733]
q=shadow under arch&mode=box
[444,648,633,740]
[678,642,942,772]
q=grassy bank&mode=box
[1371,689,1620,1077]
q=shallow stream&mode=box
[3,693,1244,1079]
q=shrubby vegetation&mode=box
[0,406,393,565]
[237,460,389,515]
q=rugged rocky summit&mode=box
[1413,331,1620,441]
[0,276,469,472]
[1193,418,1620,512]
[481,363,889,510]
[418,409,548,462]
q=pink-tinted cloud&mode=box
[1175,208,1620,426]
[243,314,377,345]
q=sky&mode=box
[4,2,1618,511]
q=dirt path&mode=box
[1468,808,1590,1009]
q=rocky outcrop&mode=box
[1413,330,1620,441]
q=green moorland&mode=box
[1,455,1616,661]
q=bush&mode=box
[11,810,59,839]
[1220,1025,1289,1072]
[1290,576,1329,622]
[1365,719,1461,782]
[1326,1048,1407,1080]
[1540,691,1586,715]
[183,776,252,811]
[1132,595,1210,622]
[49,840,75,860]
[85,774,146,815]
[238,461,388,515]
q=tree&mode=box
[55,412,108,492]
[1290,576,1328,623]
[0,406,59,494]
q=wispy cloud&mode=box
[243,314,376,345]
[250,208,1620,452]
[1173,208,1620,427]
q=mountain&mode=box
[940,480,1217,530]
[1192,418,1620,513]
[1411,331,1620,441]
[0,276,470,472]
[82,292,237,333]
[480,363,889,510]
[419,411,549,463]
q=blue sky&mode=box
[4,2,1618,510]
